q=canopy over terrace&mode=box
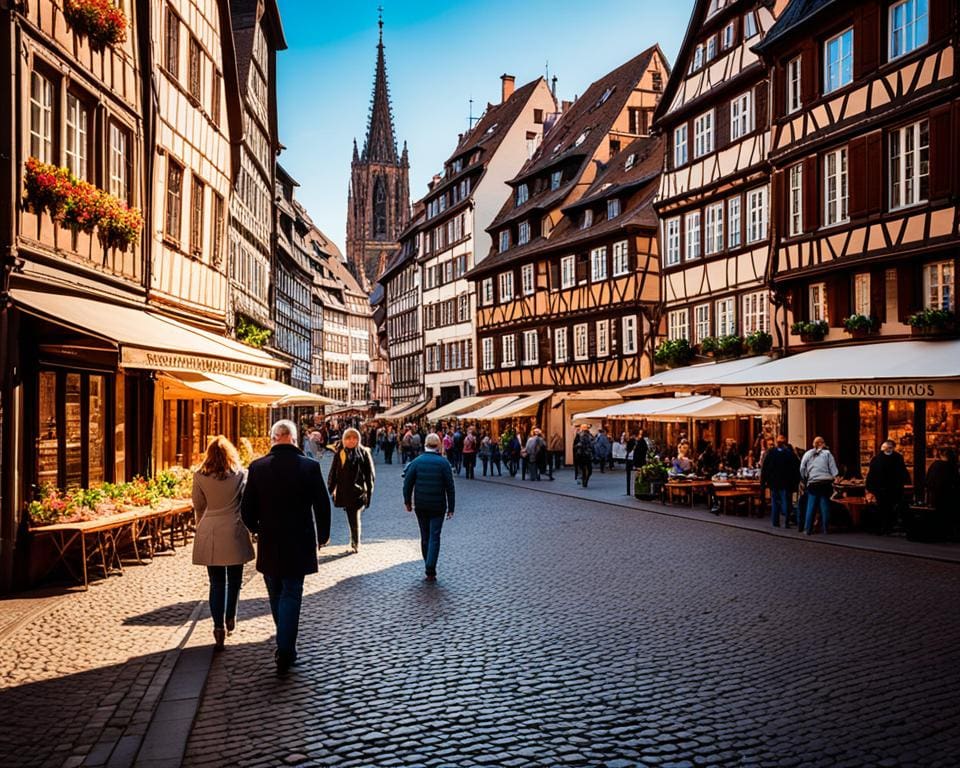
[716,340,960,399]
[481,390,553,419]
[575,395,780,422]
[457,395,521,420]
[426,396,495,421]
[619,356,773,396]
[159,372,335,406]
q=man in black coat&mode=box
[241,420,331,674]
[760,435,801,528]
[866,439,912,535]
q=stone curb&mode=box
[480,474,960,565]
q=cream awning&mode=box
[427,396,493,421]
[576,395,779,422]
[380,401,413,418]
[160,372,335,406]
[619,356,772,395]
[386,398,434,420]
[457,395,521,420]
[481,390,553,419]
[552,388,624,406]
[717,340,960,399]
[13,287,285,378]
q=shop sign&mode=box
[120,347,275,380]
[721,381,960,400]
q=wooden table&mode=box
[30,501,193,590]
[836,496,870,528]
[665,480,713,508]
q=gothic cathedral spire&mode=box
[346,9,410,291]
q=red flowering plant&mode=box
[98,198,144,250]
[23,157,73,222]
[63,0,128,49]
[61,178,107,234]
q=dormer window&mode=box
[607,199,621,219]
[693,44,704,70]
[518,220,531,245]
[581,209,593,230]
[574,130,589,148]
[706,36,717,62]
[516,183,529,205]
[722,22,735,49]
[453,158,463,173]
[499,230,510,253]
[596,86,614,107]
[485,123,498,135]
[625,153,636,171]
[743,11,758,39]
[550,169,563,190]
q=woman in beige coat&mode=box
[192,436,255,650]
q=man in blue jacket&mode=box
[403,433,456,582]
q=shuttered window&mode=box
[554,327,568,362]
[596,320,609,357]
[924,261,955,311]
[665,218,681,265]
[854,273,871,316]
[501,335,516,368]
[824,149,848,226]
[705,203,724,254]
[746,187,767,243]
[574,324,589,361]
[809,282,829,323]
[730,91,753,140]
[787,56,802,114]
[560,255,576,288]
[824,29,853,94]
[788,164,803,236]
[889,0,928,60]
[482,338,494,370]
[685,212,701,260]
[889,120,929,209]
[674,125,688,166]
[621,316,638,355]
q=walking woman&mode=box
[192,436,255,650]
[327,427,376,553]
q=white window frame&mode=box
[29,71,54,164]
[481,277,494,306]
[746,186,768,243]
[722,22,734,50]
[787,56,802,114]
[501,335,516,368]
[809,282,829,323]
[889,0,928,61]
[518,220,531,245]
[596,320,609,357]
[694,110,714,158]
[554,327,568,362]
[693,44,704,70]
[521,263,535,296]
[715,297,736,336]
[674,125,688,167]
[694,303,711,343]
[741,291,769,334]
[590,246,608,282]
[668,309,689,342]
[744,11,758,39]
[853,273,871,316]
[789,163,803,237]
[685,212,701,261]
[499,272,514,303]
[621,315,638,355]
[889,119,929,210]
[924,261,955,311]
[65,93,89,180]
[727,196,741,249]
[730,91,753,141]
[523,329,539,365]
[612,240,630,276]
[825,28,854,94]
[550,169,562,190]
[482,337,494,370]
[607,198,621,219]
[824,148,849,227]
[499,230,510,253]
[574,323,589,361]
[560,255,576,289]
[665,218,681,266]
[516,183,529,205]
[705,203,724,255]
[706,35,717,62]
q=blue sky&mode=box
[274,1,692,255]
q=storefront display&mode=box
[926,400,960,467]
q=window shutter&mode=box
[800,42,817,104]
[549,259,560,290]
[865,132,884,215]
[930,0,952,42]
[755,80,768,132]
[716,102,730,148]
[576,253,588,283]
[610,315,619,354]
[772,169,788,240]
[540,328,551,364]
[790,285,806,322]
[802,155,818,232]
[771,65,785,120]
[856,5,880,79]
[897,265,918,322]
[587,323,597,358]
[828,274,850,327]
[666,130,675,172]
[847,135,868,220]
[927,104,954,201]
[870,267,886,323]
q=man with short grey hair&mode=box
[241,420,330,675]
[403,433,455,582]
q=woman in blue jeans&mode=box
[192,436,255,650]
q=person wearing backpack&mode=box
[574,425,595,488]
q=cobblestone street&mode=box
[2,455,960,768]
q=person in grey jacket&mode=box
[192,436,255,650]
[403,433,455,582]
[799,436,839,535]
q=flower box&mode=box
[63,0,128,50]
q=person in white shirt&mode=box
[799,436,839,535]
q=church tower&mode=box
[346,12,410,290]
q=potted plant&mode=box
[635,458,669,500]
[236,316,272,348]
[843,313,877,339]
[654,338,694,368]
[791,319,829,343]
[715,334,744,359]
[907,308,956,337]
[63,0,128,50]
[744,330,773,355]
[698,336,719,357]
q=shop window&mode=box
[926,400,959,469]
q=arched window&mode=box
[373,175,387,237]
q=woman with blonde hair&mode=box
[327,427,376,553]
[192,435,255,650]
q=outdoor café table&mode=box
[836,496,870,528]
[666,478,713,508]
[712,481,754,515]
[29,501,193,590]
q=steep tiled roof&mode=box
[487,46,662,234]
[230,0,286,97]
[753,0,840,53]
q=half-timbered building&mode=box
[739,0,960,484]
[466,47,668,442]
[653,0,788,362]
[420,75,556,409]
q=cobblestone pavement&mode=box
[183,455,960,768]
[0,541,211,767]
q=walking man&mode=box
[403,433,456,582]
[574,424,595,488]
[525,429,545,481]
[799,436,839,535]
[865,439,911,534]
[241,420,330,675]
[760,435,801,528]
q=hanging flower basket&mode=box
[23,158,73,222]
[791,320,828,343]
[63,0,128,49]
[908,309,956,337]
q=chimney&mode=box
[500,73,515,104]
[561,99,573,113]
